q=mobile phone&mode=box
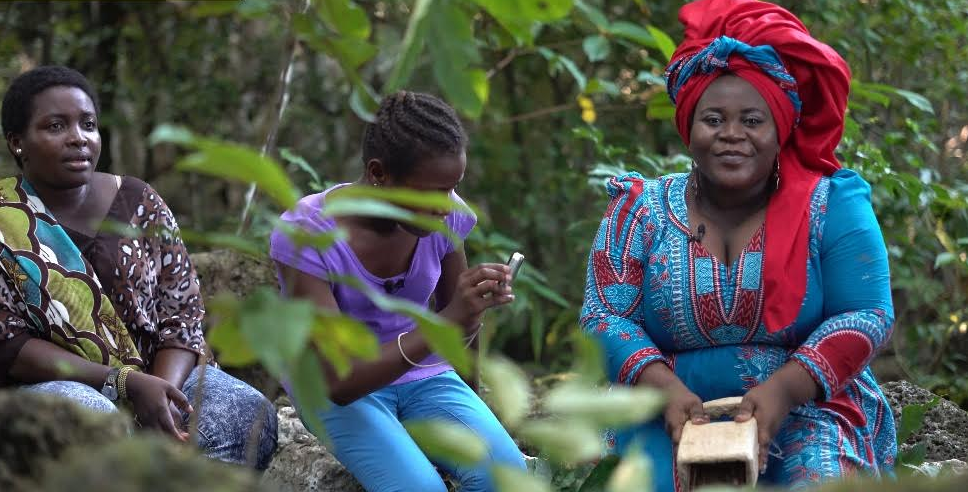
[505,252,525,284]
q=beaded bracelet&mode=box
[398,323,484,368]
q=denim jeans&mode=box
[20,365,278,470]
[305,370,526,492]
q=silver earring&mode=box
[14,148,22,155]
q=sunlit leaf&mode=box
[327,184,475,215]
[472,0,572,23]
[427,2,488,117]
[606,449,652,492]
[492,463,552,492]
[188,0,239,17]
[328,274,471,373]
[320,197,460,245]
[205,295,258,366]
[310,310,379,378]
[480,355,532,428]
[646,25,676,62]
[316,0,371,39]
[405,419,487,465]
[893,88,935,114]
[149,125,299,209]
[519,419,604,464]
[270,218,347,253]
[384,0,432,92]
[570,333,606,383]
[542,383,664,427]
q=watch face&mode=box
[101,385,118,401]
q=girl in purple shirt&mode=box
[269,91,525,491]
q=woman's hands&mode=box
[663,379,710,445]
[735,362,819,472]
[439,263,513,335]
[125,370,194,442]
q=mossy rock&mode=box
[0,390,129,490]
[40,434,262,492]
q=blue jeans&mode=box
[307,370,525,492]
[20,365,278,470]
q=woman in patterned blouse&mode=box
[581,1,896,489]
[0,66,277,469]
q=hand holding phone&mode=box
[503,252,525,286]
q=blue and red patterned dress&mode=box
[580,170,896,490]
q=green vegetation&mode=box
[2,0,967,488]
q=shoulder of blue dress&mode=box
[604,171,676,201]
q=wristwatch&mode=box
[100,367,121,401]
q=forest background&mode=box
[1,0,967,411]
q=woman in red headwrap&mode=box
[580,0,896,489]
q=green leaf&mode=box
[404,420,487,465]
[188,0,240,17]
[178,229,264,257]
[606,448,652,492]
[328,274,471,373]
[897,396,940,444]
[286,347,331,436]
[480,355,532,428]
[279,147,321,185]
[609,21,655,47]
[577,455,620,492]
[574,1,610,31]
[270,218,347,253]
[149,125,299,210]
[328,184,475,215]
[472,0,538,45]
[586,78,621,96]
[542,382,664,427]
[384,0,432,92]
[316,0,371,39]
[898,442,928,469]
[310,310,379,378]
[205,296,258,367]
[471,0,572,23]
[893,89,935,114]
[238,288,316,375]
[350,82,380,123]
[427,2,488,117]
[583,35,611,62]
[538,47,587,91]
[935,251,957,269]
[519,419,604,464]
[492,463,552,492]
[570,333,605,383]
[320,197,461,245]
[646,25,676,62]
[646,95,675,120]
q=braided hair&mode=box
[362,91,466,178]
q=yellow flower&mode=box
[581,109,597,124]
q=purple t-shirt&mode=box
[269,183,476,385]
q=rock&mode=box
[263,405,365,492]
[881,380,968,461]
[909,459,968,478]
[192,249,281,400]
[0,390,129,490]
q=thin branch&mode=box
[237,0,311,234]
[486,48,518,80]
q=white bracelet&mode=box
[398,331,445,368]
[397,323,485,368]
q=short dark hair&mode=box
[2,65,100,137]
[361,91,466,178]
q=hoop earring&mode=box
[773,158,781,191]
[691,161,700,200]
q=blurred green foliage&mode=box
[0,0,965,407]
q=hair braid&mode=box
[362,91,466,178]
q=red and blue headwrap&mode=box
[665,0,852,332]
